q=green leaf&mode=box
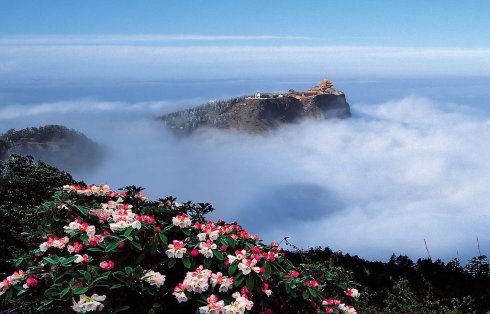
[228,264,237,276]
[302,290,309,300]
[168,259,176,269]
[234,275,245,287]
[263,261,271,277]
[124,228,133,237]
[73,204,88,216]
[158,232,167,245]
[14,257,24,267]
[219,237,229,246]
[125,266,133,275]
[80,272,90,284]
[203,258,212,269]
[43,256,58,265]
[136,253,145,264]
[72,286,89,295]
[307,287,317,298]
[183,258,191,269]
[246,275,255,291]
[105,240,123,252]
[115,305,131,313]
[130,241,143,251]
[60,287,70,298]
[213,250,224,261]
[87,247,104,252]
[61,255,77,265]
[110,284,125,290]
[17,289,28,296]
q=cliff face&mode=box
[0,125,104,173]
[159,81,351,134]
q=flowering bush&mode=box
[1,184,360,313]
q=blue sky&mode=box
[1,1,490,80]
[1,0,489,47]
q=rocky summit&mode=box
[159,79,351,134]
[0,125,104,173]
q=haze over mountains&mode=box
[0,76,488,262]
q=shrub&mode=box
[0,155,76,270]
[0,184,360,313]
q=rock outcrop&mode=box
[0,125,104,173]
[159,79,351,134]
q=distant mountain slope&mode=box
[159,79,351,134]
[0,125,104,173]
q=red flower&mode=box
[155,226,161,232]
[220,245,228,251]
[190,249,199,257]
[117,241,126,249]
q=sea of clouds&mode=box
[1,95,488,262]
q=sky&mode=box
[1,1,490,80]
[1,1,490,48]
[0,1,489,261]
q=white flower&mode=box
[166,240,187,258]
[72,294,106,312]
[141,270,166,288]
[85,225,96,237]
[172,214,192,228]
[223,292,254,314]
[237,259,260,275]
[74,255,85,263]
[338,303,357,314]
[197,233,207,241]
[346,288,360,298]
[198,240,217,259]
[199,295,224,313]
[173,283,188,303]
[181,266,212,294]
[39,242,48,252]
[63,221,83,234]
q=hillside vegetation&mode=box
[0,155,488,313]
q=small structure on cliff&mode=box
[159,79,351,134]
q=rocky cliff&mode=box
[0,125,104,173]
[159,80,351,134]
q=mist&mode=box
[1,94,488,262]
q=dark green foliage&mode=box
[288,247,490,313]
[0,155,77,270]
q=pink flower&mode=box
[155,226,161,232]
[139,215,156,224]
[67,242,83,254]
[220,245,228,251]
[23,277,38,289]
[99,260,115,270]
[117,242,126,249]
[305,280,319,287]
[262,283,272,297]
[345,288,360,298]
[284,270,300,278]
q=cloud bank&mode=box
[1,96,488,262]
[1,35,490,79]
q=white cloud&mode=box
[2,96,488,261]
[1,36,490,79]
[0,34,313,45]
